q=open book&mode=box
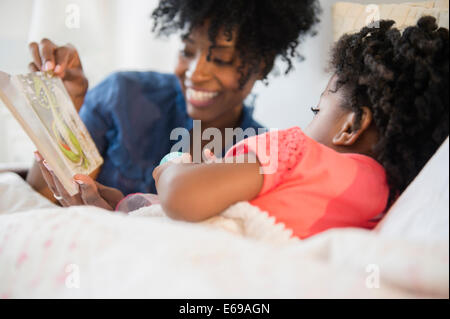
[0,71,103,196]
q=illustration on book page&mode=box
[16,73,101,173]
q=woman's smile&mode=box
[186,87,221,108]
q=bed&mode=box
[0,0,448,299]
[0,138,448,298]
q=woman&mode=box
[27,0,320,202]
[37,16,449,233]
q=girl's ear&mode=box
[332,107,373,146]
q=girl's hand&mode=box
[153,153,192,186]
[152,150,219,196]
[35,152,124,210]
[28,38,88,112]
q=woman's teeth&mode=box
[187,88,219,102]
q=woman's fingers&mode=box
[39,38,57,72]
[50,172,72,207]
[38,162,69,206]
[48,167,83,207]
[28,62,40,73]
[28,39,78,77]
[73,175,113,210]
[53,45,76,77]
[203,149,213,162]
[27,39,87,112]
[35,151,83,206]
[34,152,60,198]
[203,149,219,163]
[28,42,43,69]
[180,153,193,163]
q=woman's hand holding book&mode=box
[34,152,123,210]
[28,38,88,113]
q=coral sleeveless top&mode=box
[225,127,389,239]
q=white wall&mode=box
[0,0,427,164]
[0,0,179,164]
[0,0,35,163]
[252,0,429,130]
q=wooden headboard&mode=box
[333,1,449,41]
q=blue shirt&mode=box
[80,71,265,195]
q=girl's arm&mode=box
[153,154,263,222]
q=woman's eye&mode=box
[213,58,233,66]
[311,107,320,115]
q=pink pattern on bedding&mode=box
[16,252,28,268]
[44,239,53,248]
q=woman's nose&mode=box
[186,53,212,83]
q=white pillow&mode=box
[375,138,449,243]
[0,172,55,214]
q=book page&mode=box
[0,71,103,196]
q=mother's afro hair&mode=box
[152,0,321,87]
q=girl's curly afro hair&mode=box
[151,0,321,87]
[330,16,449,203]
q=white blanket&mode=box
[0,172,448,298]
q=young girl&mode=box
[39,17,449,239]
